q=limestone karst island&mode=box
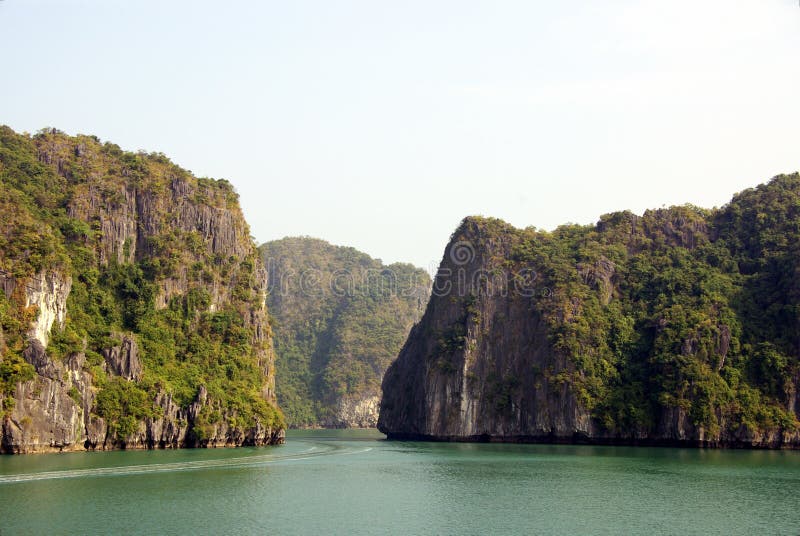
[2,1,799,534]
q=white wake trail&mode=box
[0,441,371,484]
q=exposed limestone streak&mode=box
[23,270,71,349]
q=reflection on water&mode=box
[1,429,798,535]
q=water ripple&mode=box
[0,441,373,484]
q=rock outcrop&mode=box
[319,394,381,429]
[2,345,101,454]
[102,335,142,381]
[2,345,283,454]
[379,176,800,448]
[379,223,595,442]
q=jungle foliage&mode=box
[260,237,430,427]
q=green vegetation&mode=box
[460,174,800,437]
[96,377,156,439]
[260,237,430,427]
[0,126,283,433]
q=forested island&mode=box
[0,127,284,453]
[380,175,800,448]
[2,125,799,452]
[261,237,430,428]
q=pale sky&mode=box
[2,0,798,271]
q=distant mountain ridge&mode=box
[380,174,800,448]
[261,237,430,428]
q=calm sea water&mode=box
[0,429,798,535]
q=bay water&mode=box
[1,429,798,535]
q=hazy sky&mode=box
[2,1,798,270]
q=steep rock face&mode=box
[25,271,71,348]
[2,346,100,454]
[380,176,800,448]
[2,345,282,454]
[379,223,594,441]
[102,335,142,381]
[65,175,252,311]
[0,268,89,453]
[320,394,381,429]
[0,270,71,348]
[0,126,284,453]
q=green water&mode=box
[1,430,799,535]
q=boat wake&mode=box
[0,441,373,484]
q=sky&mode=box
[1,0,798,271]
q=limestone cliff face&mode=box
[379,184,800,448]
[20,271,71,349]
[379,220,595,441]
[319,394,381,429]
[3,343,101,453]
[1,340,283,454]
[65,173,253,312]
[55,159,276,400]
[0,127,283,453]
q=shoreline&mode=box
[383,432,800,450]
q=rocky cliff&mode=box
[379,175,800,448]
[0,126,284,453]
[261,237,430,428]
